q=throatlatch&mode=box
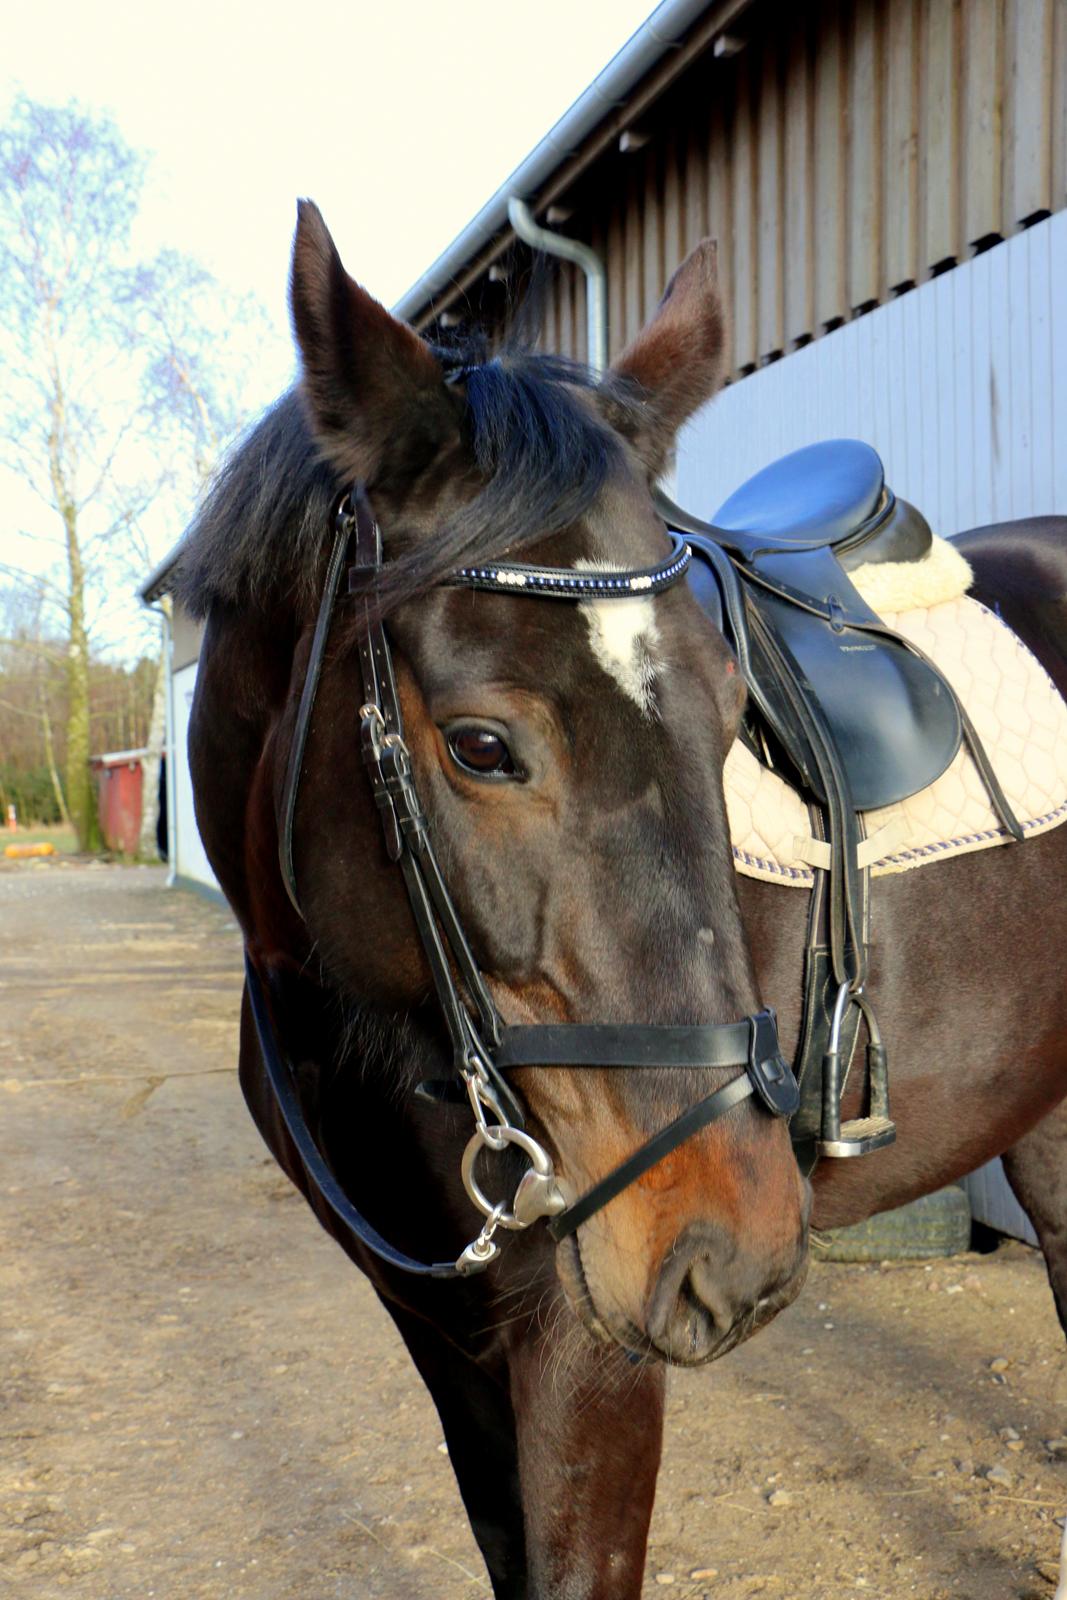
[247,486,798,1280]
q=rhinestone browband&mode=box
[449,534,692,600]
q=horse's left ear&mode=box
[289,199,458,488]
[606,240,727,475]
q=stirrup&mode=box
[817,983,896,1158]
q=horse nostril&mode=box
[645,1224,806,1364]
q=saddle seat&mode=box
[713,439,933,569]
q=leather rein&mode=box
[245,486,799,1279]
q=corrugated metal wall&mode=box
[537,0,1067,376]
[673,208,1067,531]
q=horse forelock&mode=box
[173,347,649,627]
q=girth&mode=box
[246,487,799,1280]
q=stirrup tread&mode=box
[817,1114,896,1158]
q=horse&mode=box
[178,200,1067,1599]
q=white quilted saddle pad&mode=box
[725,551,1067,887]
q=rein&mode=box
[247,488,799,1279]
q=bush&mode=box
[0,765,63,825]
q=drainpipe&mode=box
[145,601,177,889]
[507,197,607,372]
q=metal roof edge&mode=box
[391,0,722,325]
[139,541,184,605]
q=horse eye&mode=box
[445,726,517,778]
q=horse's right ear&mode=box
[289,200,458,486]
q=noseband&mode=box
[245,487,799,1278]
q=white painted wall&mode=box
[676,210,1067,536]
[172,660,220,893]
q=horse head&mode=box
[183,202,809,1368]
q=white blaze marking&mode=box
[576,560,661,716]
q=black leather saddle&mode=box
[686,440,958,812]
[658,440,1023,1163]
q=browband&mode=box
[449,535,691,599]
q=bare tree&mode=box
[0,95,276,850]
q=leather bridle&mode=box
[245,486,799,1278]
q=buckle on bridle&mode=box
[746,1008,800,1117]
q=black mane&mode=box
[176,346,643,621]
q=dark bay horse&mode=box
[180,201,1067,1598]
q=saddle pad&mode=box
[726,594,1067,886]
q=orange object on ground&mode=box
[4,842,56,859]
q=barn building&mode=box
[144,0,1066,1238]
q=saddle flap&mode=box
[753,587,962,811]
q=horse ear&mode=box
[289,200,457,486]
[607,240,727,475]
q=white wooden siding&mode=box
[173,660,220,894]
[675,211,1067,534]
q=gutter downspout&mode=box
[507,198,607,373]
[145,601,177,889]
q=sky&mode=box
[1,0,659,655]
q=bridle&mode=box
[244,486,799,1278]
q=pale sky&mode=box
[2,0,658,654]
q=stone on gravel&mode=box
[988,1356,1011,1373]
[1044,1437,1067,1456]
[690,1569,719,1581]
[767,1489,794,1507]
[985,1464,1014,1487]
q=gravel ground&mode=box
[1,860,1065,1599]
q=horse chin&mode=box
[553,1232,624,1350]
[554,1231,810,1369]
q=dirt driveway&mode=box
[1,861,1065,1599]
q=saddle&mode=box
[657,441,1023,1169]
